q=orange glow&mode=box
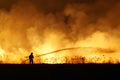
[0,0,120,64]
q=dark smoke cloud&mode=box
[0,0,95,12]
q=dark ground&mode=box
[0,64,120,79]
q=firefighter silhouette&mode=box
[29,52,34,64]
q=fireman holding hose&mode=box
[29,52,34,64]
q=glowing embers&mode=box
[31,47,120,64]
[35,55,120,64]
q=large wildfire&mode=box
[0,0,120,64]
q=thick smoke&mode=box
[0,0,120,63]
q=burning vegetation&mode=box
[0,0,120,64]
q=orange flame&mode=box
[0,0,120,64]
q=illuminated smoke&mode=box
[0,0,120,64]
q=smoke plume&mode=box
[0,0,120,63]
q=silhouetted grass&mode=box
[22,56,120,64]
